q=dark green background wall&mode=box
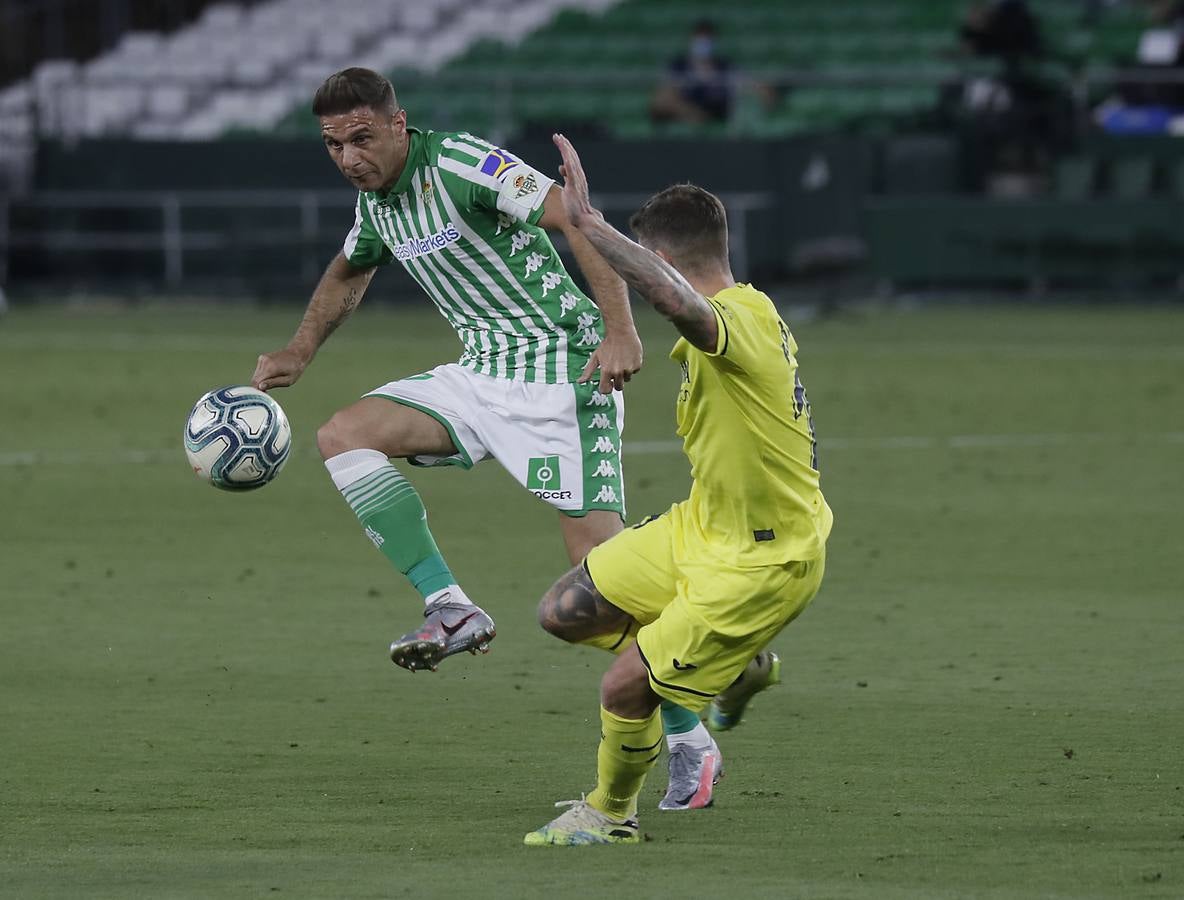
[11,133,1184,294]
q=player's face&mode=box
[320,107,408,192]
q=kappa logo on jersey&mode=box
[389,222,461,262]
[526,455,573,500]
[509,231,536,256]
[575,327,601,348]
[513,172,539,199]
[480,148,520,179]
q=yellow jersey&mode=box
[670,283,833,565]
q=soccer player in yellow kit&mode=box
[525,135,834,846]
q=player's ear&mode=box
[652,247,676,266]
[392,108,407,131]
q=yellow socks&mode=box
[587,706,662,819]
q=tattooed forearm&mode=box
[563,223,633,333]
[538,565,632,643]
[321,286,361,340]
[290,252,375,356]
[579,216,718,351]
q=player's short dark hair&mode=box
[629,183,729,273]
[312,68,399,117]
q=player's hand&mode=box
[552,133,600,229]
[251,347,309,392]
[579,330,644,394]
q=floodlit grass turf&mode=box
[1,301,1182,899]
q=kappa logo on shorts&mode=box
[527,455,573,500]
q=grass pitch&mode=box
[1,301,1181,899]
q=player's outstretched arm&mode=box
[251,252,376,391]
[538,186,643,393]
[551,134,718,353]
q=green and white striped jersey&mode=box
[343,128,604,383]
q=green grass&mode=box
[1,301,1182,899]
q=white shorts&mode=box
[365,364,626,517]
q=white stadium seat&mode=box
[12,0,623,139]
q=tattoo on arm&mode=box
[541,566,632,642]
[322,286,361,340]
[292,254,374,354]
[580,217,718,351]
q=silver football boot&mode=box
[388,593,496,672]
[658,736,724,810]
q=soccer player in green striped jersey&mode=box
[252,67,641,671]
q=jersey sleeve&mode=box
[701,293,782,375]
[342,195,393,268]
[435,135,555,225]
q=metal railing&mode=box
[1,189,773,293]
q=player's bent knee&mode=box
[315,415,345,460]
[316,411,373,460]
[600,662,656,719]
[536,583,575,642]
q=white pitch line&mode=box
[0,333,398,353]
[627,431,1184,455]
[1,432,1180,468]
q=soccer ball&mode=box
[184,386,292,491]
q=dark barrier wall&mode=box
[21,134,873,292]
[15,133,1184,293]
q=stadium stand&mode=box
[4,0,1182,294]
[270,0,1154,140]
[0,0,1157,146]
[0,0,623,144]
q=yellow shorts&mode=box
[584,501,825,713]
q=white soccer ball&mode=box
[183,386,292,491]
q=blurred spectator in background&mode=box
[945,1,1076,194]
[1095,0,1184,133]
[959,0,1044,61]
[649,20,733,125]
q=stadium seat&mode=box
[6,0,1168,143]
[1053,157,1097,199]
[1109,156,1154,199]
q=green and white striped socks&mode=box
[325,449,465,605]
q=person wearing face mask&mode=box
[650,20,734,125]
